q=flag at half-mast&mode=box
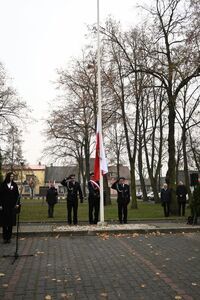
[94,119,108,181]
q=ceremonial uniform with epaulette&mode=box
[111,177,130,224]
[61,174,83,225]
[88,172,100,224]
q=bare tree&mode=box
[0,63,28,130]
[2,126,24,170]
[189,130,200,172]
[176,81,200,201]
[105,113,126,178]
[140,81,168,202]
[0,62,29,173]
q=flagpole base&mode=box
[97,221,107,227]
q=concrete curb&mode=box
[10,224,200,237]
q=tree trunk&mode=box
[182,128,192,203]
[166,95,178,214]
[103,174,111,205]
[130,159,137,209]
[138,135,148,201]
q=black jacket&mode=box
[111,181,130,204]
[176,185,187,203]
[88,180,100,200]
[46,187,58,205]
[0,181,19,227]
[161,188,171,203]
[61,179,83,203]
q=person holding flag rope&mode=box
[88,172,100,224]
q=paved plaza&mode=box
[0,231,200,300]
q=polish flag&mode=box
[94,120,108,181]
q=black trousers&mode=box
[118,202,128,223]
[2,226,13,241]
[67,200,78,225]
[163,202,170,217]
[48,204,55,217]
[178,202,186,216]
[88,197,100,224]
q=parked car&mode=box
[147,191,154,201]
[136,192,143,199]
[147,191,161,201]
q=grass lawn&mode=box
[19,198,190,222]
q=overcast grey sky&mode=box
[0,0,145,165]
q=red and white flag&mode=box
[94,119,108,181]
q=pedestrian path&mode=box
[8,220,200,236]
[0,231,200,299]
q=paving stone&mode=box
[0,233,200,299]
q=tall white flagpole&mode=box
[97,0,105,225]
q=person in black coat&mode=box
[88,172,100,224]
[161,183,171,217]
[0,172,20,243]
[111,177,130,224]
[46,181,58,218]
[61,174,83,225]
[176,181,188,216]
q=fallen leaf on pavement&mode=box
[44,295,52,300]
[0,273,5,277]
[36,251,45,255]
[76,277,81,281]
[132,233,139,238]
[97,233,110,240]
[100,293,108,297]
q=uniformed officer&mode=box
[61,174,83,225]
[88,172,100,224]
[111,177,130,224]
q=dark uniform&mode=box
[191,183,200,224]
[111,177,130,224]
[176,182,187,216]
[0,172,20,243]
[46,185,58,218]
[61,175,83,225]
[161,184,171,217]
[88,173,100,224]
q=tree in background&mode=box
[2,126,25,169]
[0,62,29,168]
[43,0,199,213]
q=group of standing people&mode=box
[46,174,188,223]
[160,181,188,217]
[60,174,130,225]
[46,176,189,222]
[0,169,194,243]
